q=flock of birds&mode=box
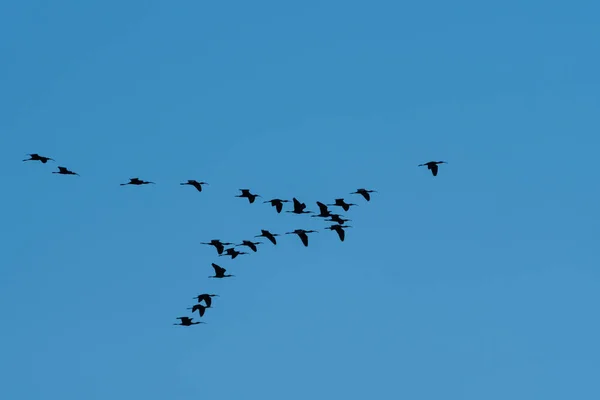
[23,152,448,327]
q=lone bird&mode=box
[219,248,248,259]
[418,161,447,176]
[285,229,318,247]
[192,293,219,308]
[286,198,313,215]
[350,188,377,201]
[235,189,261,204]
[311,201,333,218]
[209,263,235,279]
[325,224,352,242]
[52,166,79,176]
[200,239,234,255]
[120,177,154,186]
[326,214,352,225]
[23,153,54,163]
[181,180,208,192]
[187,303,210,317]
[174,317,205,326]
[255,229,280,245]
[327,198,357,212]
[236,240,262,252]
[263,198,290,213]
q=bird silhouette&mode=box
[235,189,261,203]
[187,303,211,317]
[236,240,262,252]
[350,188,377,201]
[285,229,318,247]
[325,224,352,242]
[174,317,205,326]
[325,214,352,225]
[209,263,234,278]
[181,180,208,192]
[255,229,280,245]
[327,198,357,212]
[311,201,333,218]
[200,239,234,255]
[52,166,79,176]
[120,177,154,186]
[263,198,290,213]
[23,153,54,163]
[219,248,248,259]
[418,161,447,176]
[192,293,219,308]
[286,198,313,215]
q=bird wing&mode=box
[317,202,328,214]
[299,232,309,247]
[431,164,438,176]
[249,243,257,252]
[203,295,212,307]
[266,233,276,244]
[275,202,283,213]
[362,192,370,201]
[211,263,224,274]
[337,227,345,242]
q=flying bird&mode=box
[187,303,210,317]
[23,153,54,163]
[236,240,262,252]
[326,214,352,225]
[181,180,208,192]
[219,248,248,259]
[255,229,280,245]
[285,229,318,247]
[173,317,205,326]
[327,198,357,212]
[350,188,377,201]
[325,224,352,242]
[263,198,290,213]
[311,201,333,218]
[120,177,155,186]
[209,263,234,279]
[418,161,447,176]
[200,239,234,255]
[286,198,313,215]
[52,166,79,176]
[235,189,261,204]
[192,293,219,308]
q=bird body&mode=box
[350,188,377,201]
[200,240,233,255]
[181,180,208,192]
[193,293,219,308]
[209,263,234,278]
[255,229,279,245]
[187,303,210,317]
[418,161,447,176]
[326,224,352,242]
[285,229,318,247]
[236,240,262,252]
[326,214,352,225]
[23,153,54,163]
[236,189,261,203]
[120,177,154,186]
[52,166,79,176]
[174,317,204,326]
[286,197,313,215]
[312,201,333,218]
[264,198,289,213]
[219,248,248,259]
[327,198,357,212]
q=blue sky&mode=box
[1,0,599,398]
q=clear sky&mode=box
[1,1,599,399]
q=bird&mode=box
[327,198,357,212]
[219,248,248,259]
[263,198,290,213]
[255,229,280,245]
[120,177,154,186]
[174,317,205,326]
[200,239,234,255]
[418,161,447,176]
[209,263,234,278]
[286,198,313,215]
[326,214,352,225]
[325,224,352,242]
[192,293,219,308]
[236,240,262,252]
[350,188,377,201]
[187,303,210,317]
[52,166,79,176]
[285,229,318,247]
[235,189,261,204]
[311,201,333,218]
[181,180,208,192]
[23,153,54,163]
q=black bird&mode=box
[174,317,204,326]
[209,263,234,278]
[200,239,234,255]
[326,214,352,225]
[187,303,210,317]
[418,161,447,176]
[311,201,333,218]
[350,188,377,201]
[219,248,248,259]
[52,166,79,176]
[286,198,313,215]
[255,229,280,245]
[235,189,261,204]
[285,229,318,247]
[120,177,155,186]
[236,240,262,252]
[23,153,54,163]
[325,224,352,242]
[181,180,208,192]
[192,293,219,308]
[327,198,357,212]
[263,198,290,213]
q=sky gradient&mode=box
[2,1,599,399]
